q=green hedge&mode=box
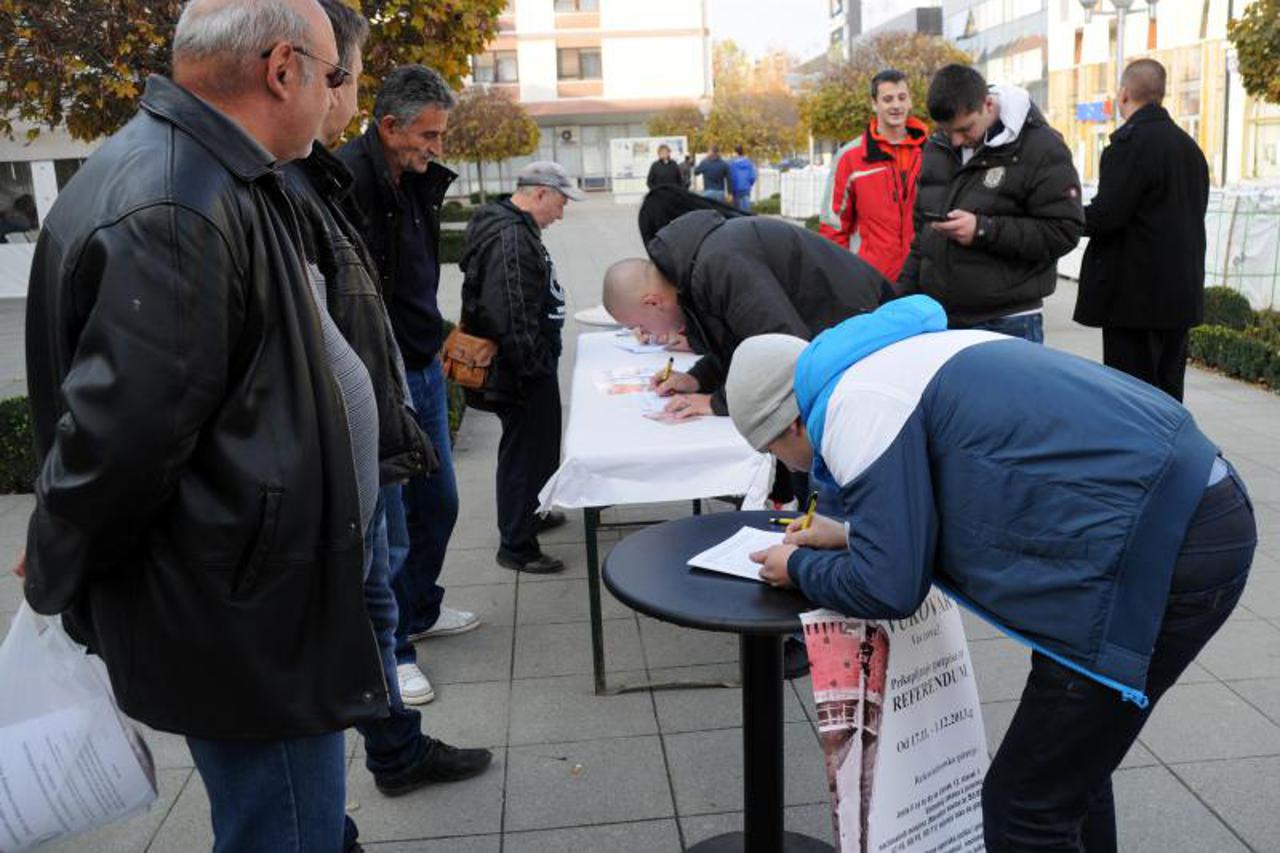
[440,202,476,223]
[1202,286,1254,330]
[751,194,781,215]
[0,398,36,495]
[803,214,821,232]
[1189,324,1280,392]
[440,229,466,264]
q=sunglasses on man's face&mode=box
[260,44,352,89]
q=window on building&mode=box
[473,51,518,84]
[0,161,38,240]
[554,0,597,11]
[557,47,602,80]
[54,158,86,191]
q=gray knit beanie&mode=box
[725,334,808,451]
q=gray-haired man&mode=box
[459,163,580,573]
[339,65,476,708]
[24,0,381,849]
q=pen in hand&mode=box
[660,356,673,384]
[800,491,818,531]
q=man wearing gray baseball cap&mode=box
[458,161,579,572]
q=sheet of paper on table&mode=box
[687,525,786,582]
[614,333,670,355]
[595,367,654,395]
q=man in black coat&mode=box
[1073,59,1210,401]
[899,64,1084,342]
[603,210,890,419]
[646,144,683,190]
[459,163,579,574]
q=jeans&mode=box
[982,466,1256,852]
[702,189,727,202]
[733,193,752,212]
[188,732,346,853]
[388,358,458,665]
[957,312,1044,343]
[354,492,427,774]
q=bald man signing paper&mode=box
[603,210,890,419]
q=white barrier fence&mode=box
[780,166,831,220]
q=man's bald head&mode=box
[1120,59,1166,109]
[173,0,330,97]
[602,258,684,335]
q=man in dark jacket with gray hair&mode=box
[1073,58,1210,401]
[899,64,1084,342]
[460,162,579,574]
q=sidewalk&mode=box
[2,194,1278,852]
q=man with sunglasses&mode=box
[23,0,385,850]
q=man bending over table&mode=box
[723,296,1256,853]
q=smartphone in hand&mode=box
[920,210,952,222]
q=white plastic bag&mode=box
[0,603,157,851]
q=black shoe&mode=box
[535,510,568,533]
[783,636,810,680]
[497,549,565,574]
[374,738,493,797]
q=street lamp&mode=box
[1077,0,1158,90]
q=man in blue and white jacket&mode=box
[726,295,1256,852]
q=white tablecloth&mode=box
[538,332,773,511]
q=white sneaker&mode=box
[396,663,435,705]
[411,606,480,640]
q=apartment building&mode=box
[462,0,712,193]
[942,0,1049,109]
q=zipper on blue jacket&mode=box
[936,582,1151,709]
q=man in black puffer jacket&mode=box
[460,163,579,575]
[899,65,1084,342]
[603,209,891,419]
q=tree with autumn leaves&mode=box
[1227,0,1280,105]
[446,86,539,203]
[0,0,507,141]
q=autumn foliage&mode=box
[1227,0,1280,105]
[445,86,539,202]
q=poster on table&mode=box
[609,135,687,199]
[802,590,987,853]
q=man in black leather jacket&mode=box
[281,0,491,829]
[23,0,381,848]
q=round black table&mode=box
[604,511,834,853]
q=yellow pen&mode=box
[661,356,674,383]
[800,491,818,531]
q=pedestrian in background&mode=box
[728,145,757,212]
[679,153,694,189]
[646,143,683,190]
[1073,58,1210,401]
[694,144,730,201]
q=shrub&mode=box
[439,202,475,223]
[1201,286,1254,330]
[751,193,781,215]
[1188,325,1280,391]
[440,229,466,264]
[804,214,821,232]
[0,397,37,495]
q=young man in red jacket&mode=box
[819,69,929,282]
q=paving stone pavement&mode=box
[2,194,1278,851]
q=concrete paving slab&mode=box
[503,818,683,853]
[435,582,516,628]
[507,671,659,745]
[1112,765,1249,853]
[363,836,501,852]
[512,617,644,679]
[514,576,635,624]
[968,637,1033,702]
[414,624,513,686]
[680,803,834,849]
[46,767,191,853]
[1174,756,1280,852]
[503,735,675,832]
[662,722,829,816]
[1225,677,1280,725]
[637,615,741,669]
[1195,618,1280,681]
[1139,681,1280,764]
[409,678,511,751]
[652,673,809,734]
[146,770,213,852]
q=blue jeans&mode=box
[958,312,1044,343]
[702,189,727,202]
[982,467,1256,851]
[388,358,458,665]
[188,732,346,853]
[355,492,427,773]
[733,193,752,212]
